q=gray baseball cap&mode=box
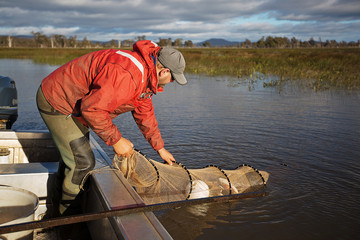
[157,47,187,85]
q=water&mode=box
[1,59,360,240]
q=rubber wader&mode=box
[36,87,95,215]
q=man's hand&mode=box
[113,137,134,158]
[157,148,176,165]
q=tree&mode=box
[50,35,55,48]
[308,37,315,47]
[137,35,146,41]
[291,37,299,48]
[174,38,183,47]
[8,35,12,48]
[274,37,290,48]
[202,41,211,47]
[81,37,91,48]
[184,40,194,47]
[158,38,168,46]
[257,36,265,48]
[265,36,276,48]
[109,39,117,48]
[348,41,357,47]
[122,39,134,47]
[53,34,67,48]
[68,35,78,48]
[317,37,322,48]
[32,31,49,48]
[244,38,252,48]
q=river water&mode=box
[1,59,360,240]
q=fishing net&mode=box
[113,150,269,205]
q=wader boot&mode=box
[36,86,95,215]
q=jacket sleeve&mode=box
[80,64,136,146]
[132,99,165,151]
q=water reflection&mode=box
[0,59,58,130]
[1,59,360,240]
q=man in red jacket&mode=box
[36,40,187,215]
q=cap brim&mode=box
[173,73,187,85]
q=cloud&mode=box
[0,0,359,42]
[263,0,360,21]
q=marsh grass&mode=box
[1,47,359,90]
[182,48,360,90]
[0,48,98,65]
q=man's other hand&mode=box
[157,148,176,165]
[113,137,134,158]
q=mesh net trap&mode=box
[113,150,269,205]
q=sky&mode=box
[0,0,359,43]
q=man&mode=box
[36,40,187,215]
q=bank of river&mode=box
[1,47,360,90]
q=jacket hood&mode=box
[133,40,161,93]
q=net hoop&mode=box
[236,164,266,185]
[135,149,160,183]
[205,165,233,195]
[175,162,193,200]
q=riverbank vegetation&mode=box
[181,48,360,91]
[0,47,359,90]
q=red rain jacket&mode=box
[41,40,164,151]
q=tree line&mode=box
[0,32,195,48]
[239,36,360,48]
[0,32,359,48]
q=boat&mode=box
[0,130,173,240]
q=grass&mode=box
[181,48,360,90]
[1,47,360,90]
[0,48,98,65]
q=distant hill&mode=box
[196,38,241,47]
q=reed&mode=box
[1,47,359,90]
[181,48,360,90]
[0,48,97,65]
